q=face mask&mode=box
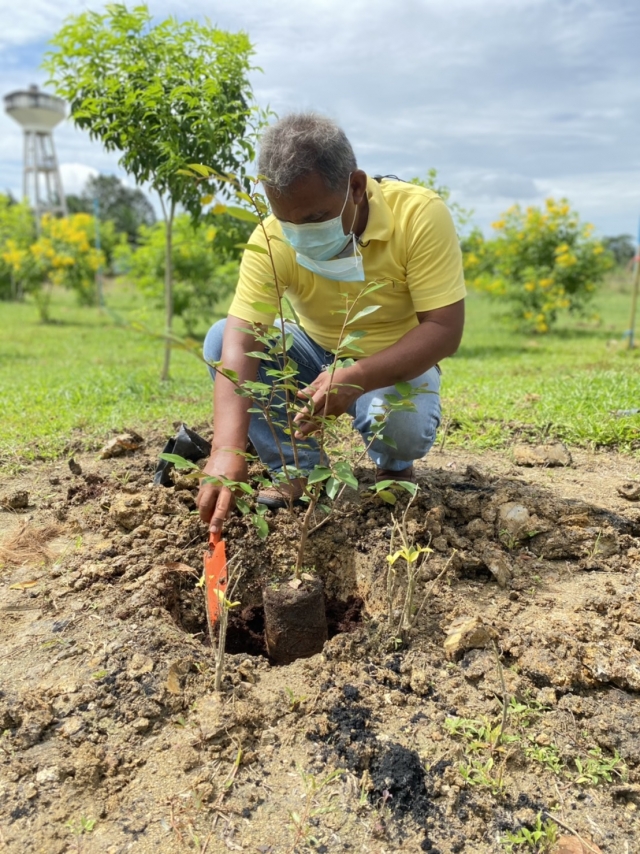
[279,178,365,282]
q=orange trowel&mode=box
[204,531,228,628]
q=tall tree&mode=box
[67,174,156,245]
[44,4,259,379]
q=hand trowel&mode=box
[204,531,228,627]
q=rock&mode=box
[582,643,640,691]
[444,616,494,660]
[166,659,193,695]
[481,546,513,587]
[36,766,62,784]
[99,431,144,459]
[132,717,151,733]
[466,518,491,539]
[551,836,602,854]
[110,495,150,531]
[498,503,531,539]
[60,717,84,738]
[618,482,640,501]
[127,653,154,678]
[513,443,572,467]
[0,490,29,510]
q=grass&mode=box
[0,281,219,467]
[443,276,640,450]
[1,274,639,469]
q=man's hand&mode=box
[196,449,248,534]
[293,367,364,438]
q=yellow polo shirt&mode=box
[228,176,466,357]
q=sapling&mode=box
[385,494,456,643]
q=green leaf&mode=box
[187,163,216,178]
[347,305,381,324]
[251,300,277,314]
[308,466,332,484]
[158,453,199,470]
[253,514,269,539]
[236,498,250,515]
[334,461,358,490]
[394,381,413,397]
[362,281,387,296]
[236,242,268,254]
[326,476,340,500]
[225,206,259,223]
[377,490,397,505]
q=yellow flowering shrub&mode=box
[2,213,105,320]
[0,194,36,299]
[463,198,614,332]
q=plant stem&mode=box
[160,195,175,382]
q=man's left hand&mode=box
[293,367,363,438]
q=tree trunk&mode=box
[161,199,176,382]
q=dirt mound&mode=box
[0,441,638,852]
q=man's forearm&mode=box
[346,301,465,394]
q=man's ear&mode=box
[351,169,368,205]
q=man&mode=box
[197,112,465,534]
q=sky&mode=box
[1,0,639,237]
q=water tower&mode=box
[4,85,68,224]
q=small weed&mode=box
[66,816,96,852]
[90,669,108,680]
[501,812,558,852]
[458,756,506,795]
[284,687,308,712]
[524,741,563,775]
[287,766,344,853]
[574,747,627,786]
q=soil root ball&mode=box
[263,577,328,665]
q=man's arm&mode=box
[293,299,464,436]
[196,316,265,532]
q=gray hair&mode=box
[258,112,357,194]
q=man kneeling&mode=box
[197,112,465,534]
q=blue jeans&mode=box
[203,319,441,474]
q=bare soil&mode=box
[1,435,639,854]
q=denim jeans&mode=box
[203,318,441,474]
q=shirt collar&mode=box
[359,176,395,244]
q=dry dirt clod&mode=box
[99,430,145,459]
[480,545,513,587]
[0,490,29,510]
[617,481,640,501]
[513,442,572,467]
[443,616,495,660]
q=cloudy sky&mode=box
[1,0,638,236]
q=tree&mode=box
[0,194,35,300]
[44,4,260,379]
[66,174,156,246]
[2,213,104,321]
[464,199,613,332]
[118,214,239,336]
[602,234,635,268]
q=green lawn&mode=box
[1,277,639,469]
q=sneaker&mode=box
[375,465,415,484]
[257,477,308,509]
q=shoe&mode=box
[257,477,308,509]
[375,465,415,484]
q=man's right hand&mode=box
[196,449,249,534]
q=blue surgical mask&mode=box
[279,178,365,282]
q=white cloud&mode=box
[58,162,98,196]
[0,0,639,234]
